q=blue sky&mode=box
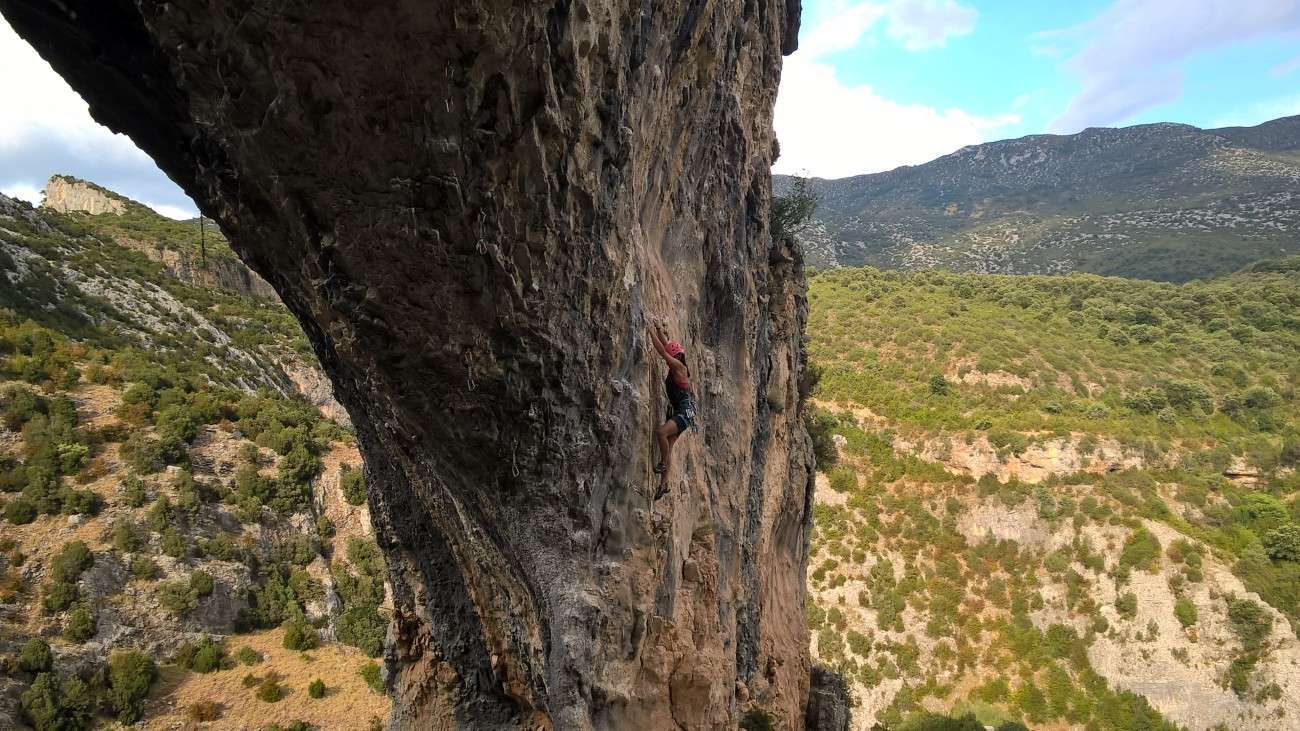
[774,0,1300,177]
[3,2,1300,215]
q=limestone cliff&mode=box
[40,175,280,299]
[115,234,280,300]
[1,1,811,727]
[41,175,125,216]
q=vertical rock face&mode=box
[2,1,812,727]
[805,665,852,731]
[41,175,125,215]
[111,231,282,299]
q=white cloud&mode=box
[802,2,887,57]
[802,0,976,56]
[884,0,978,50]
[775,54,1018,178]
[775,1,1012,178]
[1210,94,1300,128]
[1272,54,1300,77]
[0,19,197,213]
[0,22,146,162]
[145,202,197,220]
[1,181,42,206]
[1049,0,1300,132]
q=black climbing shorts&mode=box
[669,402,696,433]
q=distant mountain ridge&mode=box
[777,115,1300,282]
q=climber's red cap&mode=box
[665,340,684,358]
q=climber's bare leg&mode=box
[654,419,681,474]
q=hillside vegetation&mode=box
[0,189,388,729]
[804,262,1300,730]
[780,115,1300,282]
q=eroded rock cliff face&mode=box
[2,1,812,727]
[41,175,126,215]
[120,237,280,300]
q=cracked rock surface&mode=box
[1,1,814,727]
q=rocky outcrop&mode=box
[39,174,278,299]
[113,230,280,299]
[805,665,852,731]
[1,1,813,728]
[282,360,352,428]
[41,175,125,215]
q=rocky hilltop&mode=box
[2,1,818,728]
[40,175,278,300]
[42,176,125,216]
[778,116,1300,281]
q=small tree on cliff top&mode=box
[772,176,819,241]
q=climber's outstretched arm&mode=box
[647,319,670,359]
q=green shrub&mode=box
[146,492,174,530]
[18,637,52,674]
[1174,598,1198,628]
[1263,524,1300,561]
[771,175,819,240]
[289,570,324,602]
[157,579,198,615]
[988,428,1030,457]
[56,485,100,516]
[198,531,244,562]
[107,650,157,724]
[928,374,950,396]
[236,646,263,666]
[49,540,93,582]
[340,465,367,506]
[846,629,872,657]
[187,699,222,722]
[1115,592,1138,621]
[161,527,188,558]
[62,604,96,643]
[120,431,173,473]
[1227,598,1272,651]
[112,518,145,553]
[1119,526,1161,574]
[283,618,320,651]
[347,538,386,577]
[130,556,159,580]
[359,662,384,693]
[1012,680,1048,724]
[900,713,984,731]
[175,636,226,674]
[242,672,260,688]
[191,570,215,597]
[121,474,147,507]
[1235,493,1289,534]
[337,602,386,657]
[308,677,326,698]
[827,466,857,494]
[42,541,93,613]
[4,496,37,524]
[21,672,94,731]
[192,643,222,673]
[804,409,839,468]
[256,676,284,703]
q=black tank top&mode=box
[665,371,693,411]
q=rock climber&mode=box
[648,316,696,492]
